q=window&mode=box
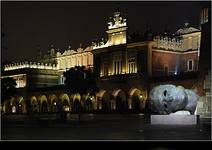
[128,57,136,73]
[120,61,122,73]
[103,62,109,76]
[59,75,65,85]
[187,60,194,71]
[117,61,120,74]
[164,65,169,76]
[201,8,209,24]
[114,60,122,75]
[114,61,116,74]
[15,77,26,88]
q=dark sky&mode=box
[2,1,201,62]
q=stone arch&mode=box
[73,93,81,102]
[112,89,127,112]
[38,95,49,113]
[128,88,146,112]
[49,94,59,113]
[73,93,82,112]
[17,96,26,113]
[30,96,39,113]
[59,93,71,112]
[5,97,15,113]
[84,94,95,112]
[97,90,111,111]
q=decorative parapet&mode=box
[153,35,183,51]
[4,61,58,71]
[92,39,109,49]
[92,11,127,50]
[56,46,93,57]
[108,11,127,30]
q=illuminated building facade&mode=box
[2,9,209,115]
[152,23,201,76]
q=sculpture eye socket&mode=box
[164,90,167,96]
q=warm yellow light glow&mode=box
[64,107,70,111]
[12,106,16,113]
[108,22,127,30]
[57,49,93,70]
[129,104,132,109]
[4,62,57,71]
[115,40,120,45]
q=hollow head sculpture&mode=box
[149,84,198,115]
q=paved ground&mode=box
[1,114,211,141]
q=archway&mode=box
[41,101,48,113]
[5,97,16,114]
[60,94,71,112]
[73,99,82,112]
[30,96,39,113]
[17,97,25,113]
[112,89,127,112]
[129,88,145,112]
[84,98,93,112]
[11,97,17,113]
[62,99,70,111]
[97,90,110,112]
[39,95,49,113]
[73,93,82,112]
[49,95,58,113]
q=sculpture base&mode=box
[151,115,199,125]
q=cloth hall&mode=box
[1,8,211,117]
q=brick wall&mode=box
[152,50,198,76]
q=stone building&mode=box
[195,2,211,117]
[1,8,209,115]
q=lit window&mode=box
[187,60,194,71]
[128,57,136,73]
[60,75,65,84]
[114,60,122,75]
[114,61,116,74]
[103,62,109,76]
[201,8,209,24]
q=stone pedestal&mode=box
[151,115,199,125]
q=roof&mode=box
[176,27,200,35]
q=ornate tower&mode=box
[92,10,127,49]
[106,11,127,46]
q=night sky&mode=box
[2,1,201,62]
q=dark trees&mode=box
[63,66,99,95]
